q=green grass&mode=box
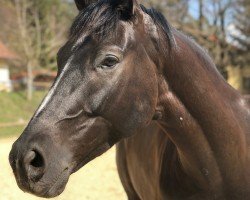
[0,126,26,138]
[0,91,47,138]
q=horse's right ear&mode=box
[74,0,97,11]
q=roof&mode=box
[0,41,19,60]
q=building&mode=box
[0,41,19,92]
[11,70,57,91]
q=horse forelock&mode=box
[70,1,120,42]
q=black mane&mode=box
[70,1,175,48]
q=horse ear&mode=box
[111,0,138,20]
[74,0,97,11]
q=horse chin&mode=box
[41,168,70,198]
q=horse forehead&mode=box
[72,22,135,51]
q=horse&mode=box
[9,0,250,199]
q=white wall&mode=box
[0,67,12,92]
[0,68,10,82]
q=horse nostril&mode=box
[30,150,44,168]
[25,150,45,182]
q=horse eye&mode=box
[99,55,119,69]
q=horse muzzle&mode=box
[9,134,72,198]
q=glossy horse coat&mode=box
[9,0,250,199]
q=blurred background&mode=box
[0,0,249,199]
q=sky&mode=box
[188,0,200,19]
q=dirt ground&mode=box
[0,137,126,200]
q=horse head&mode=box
[9,0,164,197]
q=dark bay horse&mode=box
[9,0,250,199]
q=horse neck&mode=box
[155,30,250,190]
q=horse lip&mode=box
[71,143,111,174]
[41,167,70,198]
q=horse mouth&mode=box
[18,167,71,199]
[71,143,111,174]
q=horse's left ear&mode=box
[111,0,138,20]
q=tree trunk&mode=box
[198,0,204,30]
[27,61,33,101]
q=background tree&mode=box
[15,0,75,100]
[0,0,75,100]
[14,0,42,100]
[231,0,250,67]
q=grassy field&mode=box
[0,91,46,138]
